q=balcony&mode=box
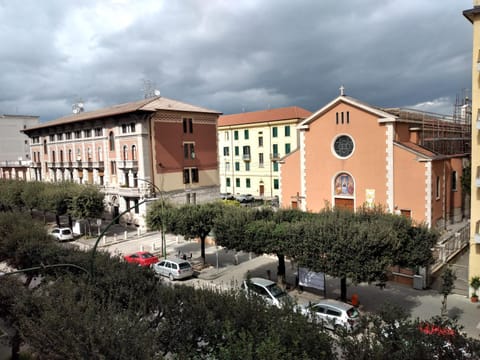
[91,161,105,169]
[270,153,280,161]
[117,160,138,170]
[47,162,58,169]
[31,162,41,168]
[242,154,251,161]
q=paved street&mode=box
[73,226,480,339]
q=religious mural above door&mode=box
[334,173,354,196]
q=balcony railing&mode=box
[31,162,41,168]
[270,153,280,161]
[117,160,139,169]
[242,154,251,161]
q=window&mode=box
[224,131,229,141]
[234,130,239,140]
[273,179,279,189]
[245,162,250,171]
[223,147,230,156]
[87,148,92,160]
[95,128,103,136]
[123,145,128,160]
[243,146,250,158]
[285,143,291,154]
[259,153,264,167]
[273,162,278,172]
[273,144,279,157]
[452,171,457,191]
[183,118,193,133]
[333,135,354,158]
[236,178,240,187]
[122,124,128,134]
[65,132,72,140]
[184,143,195,159]
[436,176,440,199]
[191,168,199,183]
[183,168,199,184]
[43,140,47,154]
[134,199,139,214]
[258,136,263,147]
[246,178,251,188]
[130,123,135,132]
[84,129,91,138]
[109,132,115,151]
[226,178,231,187]
[235,162,240,171]
[285,126,290,137]
[244,129,249,140]
[225,162,230,172]
[74,131,81,139]
[234,146,239,156]
[131,145,137,161]
[97,147,102,161]
[49,134,55,141]
[110,161,117,175]
[57,133,63,141]
[272,127,278,138]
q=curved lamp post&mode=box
[0,263,90,277]
[135,177,167,260]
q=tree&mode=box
[440,266,456,317]
[148,201,225,263]
[68,185,105,235]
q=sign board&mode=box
[298,267,325,291]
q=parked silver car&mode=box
[300,299,360,331]
[241,277,292,308]
[152,258,194,281]
[50,227,74,241]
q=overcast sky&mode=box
[0,0,474,121]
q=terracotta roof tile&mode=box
[24,96,221,131]
[218,106,311,127]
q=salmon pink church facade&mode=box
[280,91,470,229]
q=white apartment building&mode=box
[218,106,311,199]
[0,114,40,180]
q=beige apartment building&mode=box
[218,106,311,199]
[464,2,480,297]
[23,96,220,228]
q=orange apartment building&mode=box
[22,96,220,228]
[280,91,470,229]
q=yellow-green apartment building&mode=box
[218,106,311,199]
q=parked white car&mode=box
[152,258,194,281]
[50,227,74,241]
[241,277,292,308]
[300,299,360,331]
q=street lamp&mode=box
[0,263,90,277]
[135,177,167,260]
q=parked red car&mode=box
[123,251,159,267]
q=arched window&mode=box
[97,147,102,161]
[68,149,72,162]
[131,145,137,161]
[87,147,92,160]
[109,132,115,151]
[123,145,128,160]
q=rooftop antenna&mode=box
[72,98,84,114]
[142,79,160,99]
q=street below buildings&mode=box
[74,226,480,339]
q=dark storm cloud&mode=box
[0,0,473,121]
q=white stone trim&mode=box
[300,131,307,211]
[385,123,394,212]
[425,162,432,228]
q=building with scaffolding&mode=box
[280,91,470,229]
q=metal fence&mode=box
[431,222,470,274]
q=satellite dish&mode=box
[154,89,161,96]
